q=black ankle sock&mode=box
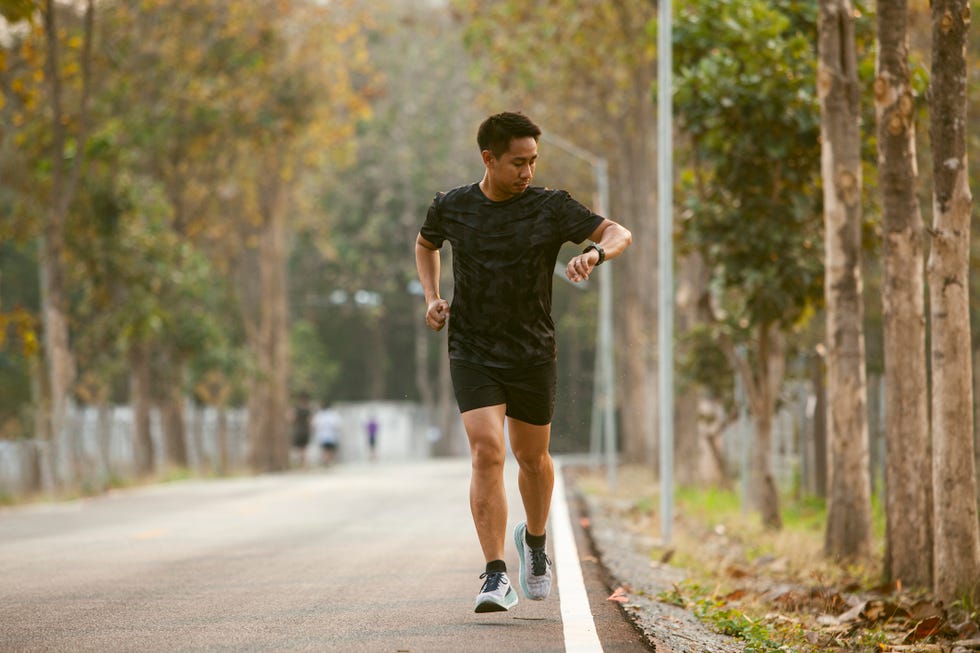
[525,531,546,549]
[486,559,507,574]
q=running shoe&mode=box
[514,521,552,600]
[474,571,519,613]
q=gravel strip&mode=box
[577,490,745,653]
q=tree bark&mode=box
[928,0,980,603]
[875,0,933,589]
[246,154,291,473]
[727,324,784,529]
[809,353,828,498]
[818,0,874,560]
[616,74,659,466]
[38,0,95,488]
[157,357,188,468]
[675,251,726,486]
[129,342,154,476]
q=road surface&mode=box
[0,458,649,652]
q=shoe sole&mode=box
[514,521,549,601]
[474,590,518,613]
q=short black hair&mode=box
[477,112,541,158]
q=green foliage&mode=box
[0,0,34,23]
[780,494,828,533]
[676,484,742,519]
[289,319,340,402]
[658,581,796,652]
[678,324,734,406]
[673,0,823,331]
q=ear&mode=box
[481,149,496,167]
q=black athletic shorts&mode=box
[449,358,557,426]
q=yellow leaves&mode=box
[0,308,39,358]
[334,22,359,44]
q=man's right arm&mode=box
[415,234,450,331]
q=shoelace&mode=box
[530,547,551,576]
[479,571,507,593]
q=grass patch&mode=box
[575,464,896,652]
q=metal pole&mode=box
[735,345,750,513]
[657,0,675,545]
[541,134,616,488]
[595,159,617,493]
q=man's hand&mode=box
[566,249,600,283]
[425,299,450,331]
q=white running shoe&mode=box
[474,571,519,613]
[514,521,552,600]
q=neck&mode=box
[479,175,509,202]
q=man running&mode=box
[414,112,632,613]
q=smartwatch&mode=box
[583,243,605,266]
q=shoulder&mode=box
[435,183,480,208]
[521,186,575,207]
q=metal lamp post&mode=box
[541,133,618,492]
[658,0,675,546]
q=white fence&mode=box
[0,400,453,500]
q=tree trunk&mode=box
[415,308,435,410]
[616,89,658,466]
[216,406,229,475]
[728,324,784,529]
[96,402,112,484]
[805,352,828,498]
[928,0,980,603]
[975,349,980,513]
[366,314,387,400]
[129,342,154,476]
[38,0,94,489]
[818,0,873,561]
[247,158,291,473]
[675,251,724,486]
[436,348,461,456]
[158,357,188,468]
[875,0,933,589]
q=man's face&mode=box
[485,136,537,199]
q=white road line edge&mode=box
[553,458,604,653]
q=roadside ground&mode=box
[568,464,980,653]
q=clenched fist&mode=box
[425,299,450,331]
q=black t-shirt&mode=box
[420,183,604,367]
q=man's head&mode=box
[478,112,541,201]
[477,112,541,158]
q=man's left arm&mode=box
[566,219,632,283]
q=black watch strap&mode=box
[584,243,605,265]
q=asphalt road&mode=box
[0,458,651,653]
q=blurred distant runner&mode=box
[312,404,342,465]
[414,112,632,613]
[290,392,313,468]
[365,415,379,461]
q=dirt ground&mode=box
[567,464,980,653]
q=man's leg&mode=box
[461,404,509,563]
[508,418,554,534]
[509,417,554,600]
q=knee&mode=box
[470,438,506,471]
[514,449,552,475]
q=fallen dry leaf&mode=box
[608,586,629,603]
[904,616,945,644]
